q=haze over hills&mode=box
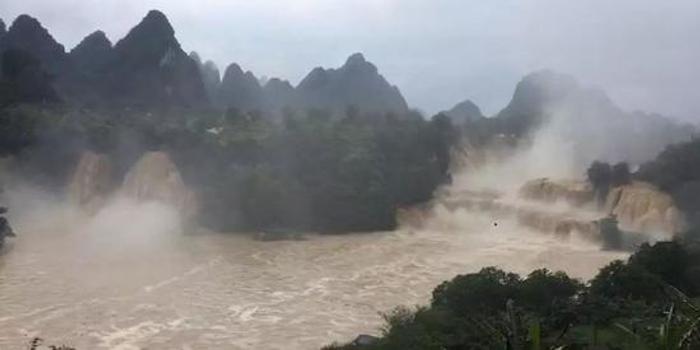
[1,7,700,350]
[458,70,695,170]
[441,99,484,124]
[0,10,410,116]
[0,9,694,167]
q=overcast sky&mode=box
[1,0,699,120]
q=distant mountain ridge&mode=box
[442,99,484,124]
[465,70,696,166]
[0,11,409,115]
[0,14,68,76]
[294,53,408,114]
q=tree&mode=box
[0,49,58,106]
[611,162,631,187]
[431,267,520,316]
[599,215,623,250]
[587,161,612,206]
[589,260,663,301]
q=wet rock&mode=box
[352,334,380,347]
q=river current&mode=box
[0,185,625,349]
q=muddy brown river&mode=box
[0,187,625,349]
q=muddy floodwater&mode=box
[0,192,625,350]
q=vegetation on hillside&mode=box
[0,102,456,232]
[637,138,700,229]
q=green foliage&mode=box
[432,267,520,316]
[0,49,59,107]
[589,260,663,301]
[637,138,700,228]
[611,162,631,187]
[327,240,700,350]
[599,215,624,251]
[0,104,455,233]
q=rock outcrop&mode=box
[519,178,594,207]
[68,151,114,210]
[604,181,685,236]
[120,151,198,218]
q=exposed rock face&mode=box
[296,53,408,114]
[106,10,207,108]
[68,151,114,210]
[217,63,264,111]
[519,178,594,206]
[605,181,686,236]
[0,14,68,75]
[120,151,198,218]
[443,99,484,124]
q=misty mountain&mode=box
[262,78,296,111]
[0,18,6,39]
[0,12,410,116]
[190,52,221,104]
[102,10,207,108]
[493,70,580,136]
[484,70,695,166]
[295,53,408,115]
[70,31,113,74]
[442,99,484,124]
[0,14,68,76]
[215,53,408,116]
[217,63,265,111]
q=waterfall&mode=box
[67,151,114,210]
[119,151,198,219]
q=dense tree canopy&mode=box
[326,238,700,350]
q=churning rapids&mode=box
[0,171,626,350]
